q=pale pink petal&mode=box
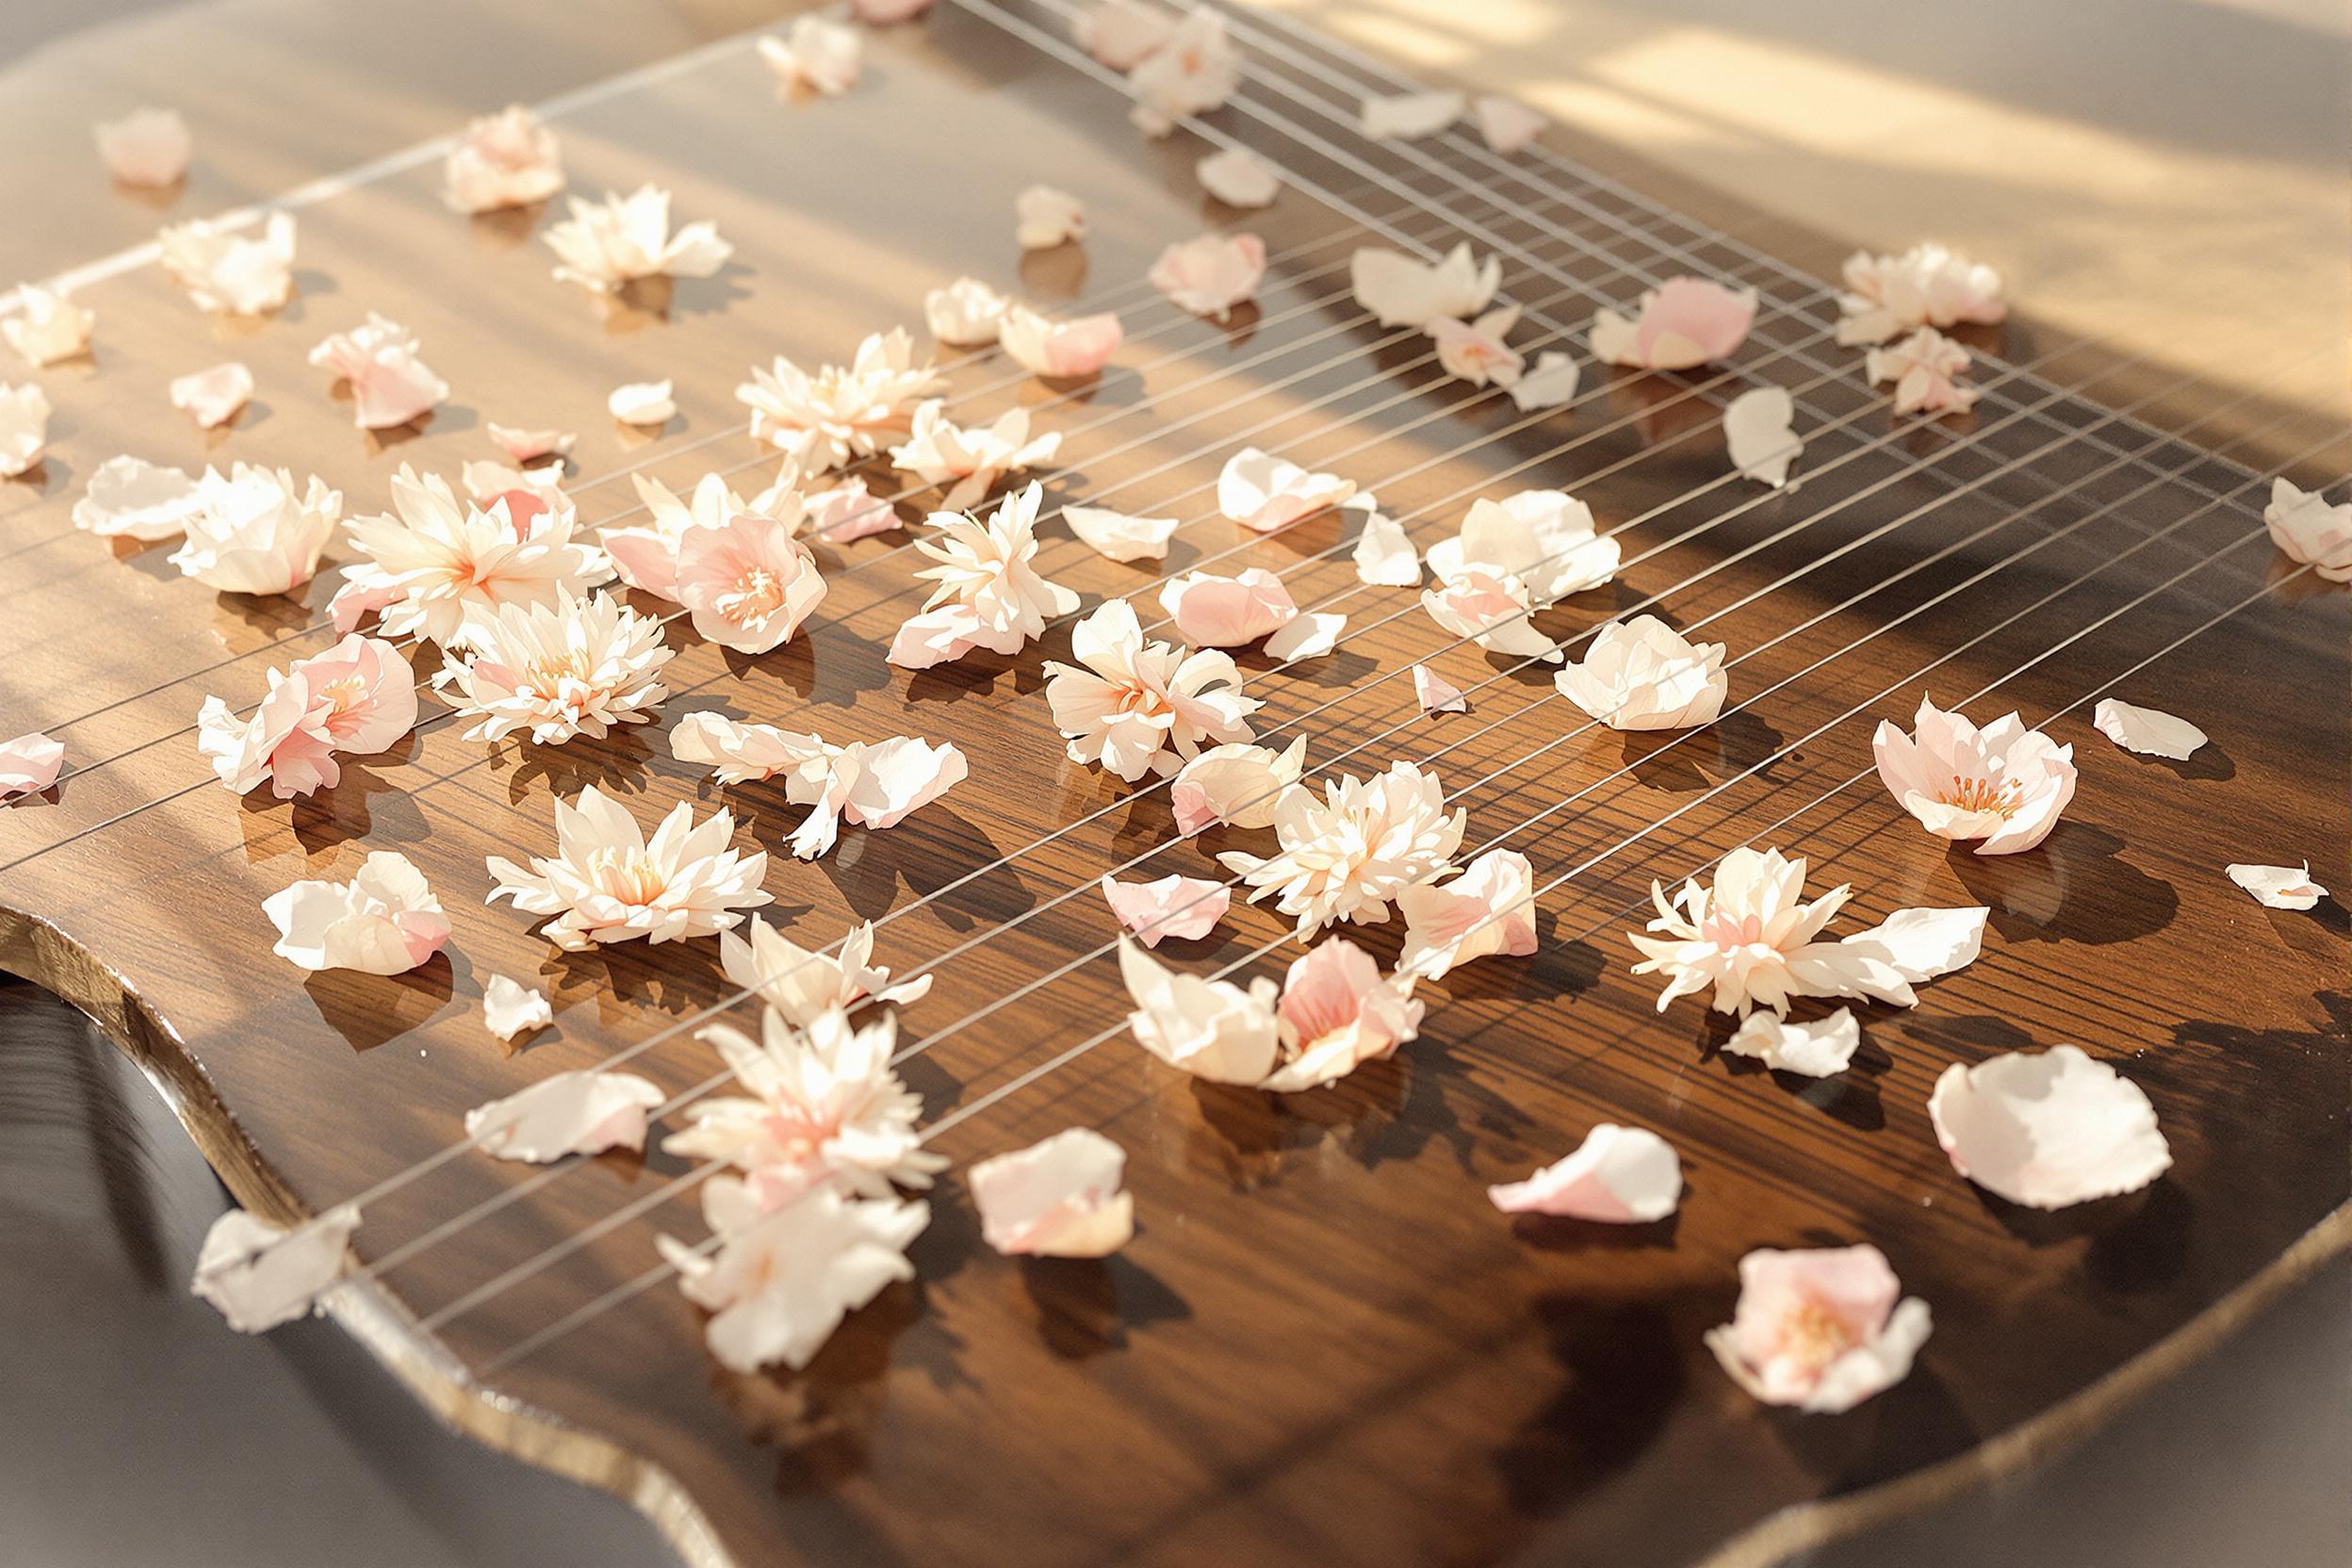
[1066,504,1179,562]
[1929,1045,2171,1210]
[997,306,1122,379]
[1488,1124,1681,1220]
[1413,665,1466,714]
[1102,873,1229,946]
[465,1070,663,1162]
[1350,242,1501,330]
[1722,1008,1860,1077]
[1149,233,1266,321]
[1507,351,1581,412]
[73,455,202,541]
[1839,906,1986,984]
[306,313,449,430]
[2262,479,2352,581]
[1473,94,1546,155]
[487,423,576,464]
[2226,861,2326,911]
[1264,611,1344,662]
[0,383,51,477]
[1724,386,1801,486]
[441,105,564,215]
[837,737,968,829]
[1350,506,1420,586]
[1217,446,1355,531]
[95,106,191,187]
[808,476,900,542]
[1395,848,1535,979]
[170,362,254,428]
[1118,938,1282,1084]
[609,379,676,424]
[1197,146,1280,207]
[262,850,450,974]
[1159,566,1298,646]
[0,731,65,798]
[1360,89,1464,140]
[1591,277,1758,369]
[924,277,1006,347]
[1074,0,1174,69]
[1015,185,1086,250]
[968,1128,1134,1257]
[2,285,95,366]
[1168,736,1307,835]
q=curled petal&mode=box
[1396,848,1535,979]
[1197,145,1279,207]
[1723,386,1801,486]
[1066,504,1178,562]
[1707,1245,1931,1412]
[1102,873,1229,946]
[1160,566,1298,647]
[1590,277,1756,369]
[1928,1045,2171,1210]
[1360,89,1464,140]
[73,455,202,541]
[1014,185,1086,250]
[465,1070,664,1162]
[1149,232,1266,320]
[482,973,554,1042]
[610,379,677,425]
[998,306,1122,379]
[171,362,255,428]
[192,1204,360,1334]
[0,730,65,799]
[2226,860,2327,911]
[968,1128,1135,1258]
[1488,1124,1681,1221]
[96,106,191,187]
[1722,1008,1860,1077]
[2092,696,2206,760]
[263,850,450,974]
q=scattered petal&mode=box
[1125,8,1241,137]
[1429,304,1524,387]
[1119,938,1282,1083]
[545,185,731,293]
[739,328,945,470]
[1840,906,1987,983]
[996,305,1122,379]
[1015,184,1086,250]
[191,1205,360,1334]
[95,106,191,187]
[2089,695,2206,761]
[924,276,1007,346]
[757,14,861,95]
[1628,846,1916,1017]
[0,731,65,799]
[1159,566,1299,647]
[0,382,51,476]
[1427,487,1617,608]
[1102,873,1230,945]
[1873,695,2076,856]
[73,454,202,540]
[1264,935,1423,1090]
[1350,242,1501,330]
[609,379,677,425]
[1722,1008,1860,1077]
[1928,1044,2172,1210]
[1217,446,1354,532]
[1074,0,1173,69]
[442,105,564,214]
[1044,598,1259,780]
[1489,1125,1681,1221]
[1508,350,1582,412]
[1413,664,1466,714]
[466,1070,663,1162]
[171,362,255,428]
[1555,614,1728,730]
[157,212,296,316]
[1218,761,1464,939]
[486,785,771,952]
[1867,327,1978,416]
[2261,478,2352,581]
[890,400,1061,511]
[1066,503,1178,562]
[1420,567,1557,662]
[482,973,554,1042]
[1707,1245,1932,1412]
[1590,277,1756,370]
[1264,610,1344,662]
[1197,145,1279,207]
[308,313,450,430]
[487,423,575,464]
[1150,232,1266,320]
[1350,506,1420,586]
[1836,242,2006,348]
[1473,94,1546,155]
[1168,735,1308,834]
[2227,861,2327,911]
[718,913,933,1027]
[1724,386,1801,486]
[171,463,341,595]
[2,285,93,366]
[1396,848,1535,979]
[1360,89,1464,140]
[264,850,450,974]
[970,1129,1134,1257]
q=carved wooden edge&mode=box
[8,892,2345,1568]
[0,901,739,1568]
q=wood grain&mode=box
[1,4,2344,1567]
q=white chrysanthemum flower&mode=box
[157,212,297,315]
[888,400,1062,511]
[335,466,612,648]
[486,784,771,952]
[1627,846,1915,1018]
[543,185,732,293]
[433,587,673,745]
[662,1003,945,1207]
[1043,598,1259,781]
[1217,761,1466,939]
[888,482,1080,668]
[719,913,932,1028]
[736,327,946,472]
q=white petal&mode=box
[482,973,554,1041]
[1350,508,1421,586]
[1487,1124,1681,1221]
[1360,89,1465,140]
[465,1070,664,1162]
[1722,1008,1859,1076]
[1413,665,1467,714]
[1264,610,1344,662]
[1015,185,1086,250]
[1928,1045,2171,1210]
[191,1204,360,1333]
[968,1127,1135,1257]
[2092,697,2207,761]
[609,379,676,424]
[171,362,255,428]
[73,455,203,540]
[1066,504,1178,562]
[1723,386,1800,486]
[1507,351,1581,412]
[1102,873,1230,945]
[2226,861,2327,910]
[1840,906,1987,983]
[1472,94,1546,154]
[1197,146,1280,207]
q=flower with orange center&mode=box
[434,587,672,745]
[486,784,771,951]
[1871,694,2076,855]
[1043,598,1259,781]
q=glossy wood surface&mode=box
[2,4,2345,1566]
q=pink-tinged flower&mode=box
[1555,615,1728,730]
[1590,277,1757,369]
[997,306,1123,380]
[3,285,93,366]
[609,379,676,425]
[2262,478,2352,581]
[1627,847,1917,1018]
[1074,0,1173,69]
[1218,760,1465,939]
[1928,1045,2172,1210]
[1118,938,1282,1084]
[171,362,253,428]
[1149,232,1266,320]
[465,1070,664,1163]
[1429,488,1617,608]
[1489,1125,1681,1221]
[757,14,861,95]
[157,212,296,316]
[658,1176,928,1374]
[0,731,65,799]
[481,973,552,1042]
[663,1004,943,1205]
[73,455,201,540]
[1102,872,1229,946]
[1350,242,1501,329]
[1510,351,1581,412]
[719,912,933,1027]
[2227,861,2327,911]
[1169,735,1307,834]
[336,466,612,647]
[307,313,450,430]
[486,422,574,465]
[434,587,673,745]
[1351,505,1420,585]
[1396,847,1536,980]
[1045,598,1260,780]
[1707,1245,1933,1412]
[969,1129,1135,1257]
[293,632,420,755]
[486,785,772,952]
[95,106,191,186]
[0,383,50,477]
[1723,1008,1861,1077]
[1125,8,1242,137]
[1867,327,1977,416]
[191,1204,359,1334]
[441,105,564,214]
[1473,94,1546,155]
[1872,695,2076,856]
[1421,567,1557,662]
[1265,935,1423,1090]
[1724,386,1801,486]
[1196,145,1279,206]
[853,0,933,20]
[890,483,1078,668]
[199,668,337,798]
[1217,446,1354,532]
[606,467,805,598]
[264,850,450,974]
[1836,242,2006,348]
[1014,185,1086,250]
[781,736,969,860]
[673,512,826,655]
[1413,665,1467,714]
[171,464,340,595]
[1429,304,1526,387]
[544,186,732,294]
[738,327,945,471]
[1158,566,1298,648]
[924,276,1007,346]
[1360,88,1464,140]
[890,400,1062,511]
[2092,696,2206,760]
[1066,503,1179,562]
